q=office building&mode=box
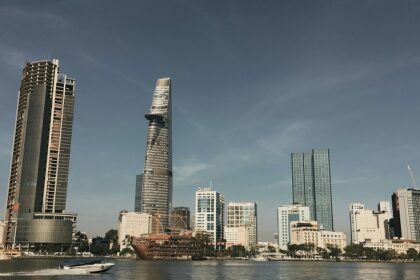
[117,211,151,250]
[226,202,258,247]
[4,59,77,246]
[277,204,310,250]
[195,187,224,243]
[391,188,420,241]
[134,174,143,212]
[139,78,172,233]
[290,221,346,251]
[349,202,390,244]
[292,149,334,231]
[171,207,191,230]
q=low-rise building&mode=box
[363,239,420,254]
[290,221,347,251]
[225,226,249,248]
[117,211,152,250]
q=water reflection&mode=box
[0,259,419,280]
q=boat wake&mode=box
[0,268,90,276]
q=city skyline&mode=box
[1,1,420,241]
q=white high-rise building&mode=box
[393,188,420,241]
[349,202,390,244]
[277,204,310,250]
[195,187,224,243]
[117,211,152,251]
[226,202,257,247]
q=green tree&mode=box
[267,245,277,253]
[344,244,365,259]
[105,229,118,242]
[227,245,247,257]
[406,248,419,260]
[120,247,134,256]
[326,244,341,260]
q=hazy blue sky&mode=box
[1,0,420,241]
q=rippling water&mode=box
[0,258,419,279]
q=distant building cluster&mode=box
[348,188,420,253]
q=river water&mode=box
[0,258,419,279]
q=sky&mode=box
[0,0,420,241]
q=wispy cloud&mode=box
[257,119,317,157]
[174,160,210,186]
[173,103,212,136]
[81,52,150,92]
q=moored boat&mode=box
[132,234,205,260]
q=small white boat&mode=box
[59,259,115,273]
[252,256,268,262]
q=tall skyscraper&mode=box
[134,174,143,212]
[4,59,77,246]
[195,187,225,243]
[292,148,334,231]
[391,188,420,241]
[277,204,310,250]
[226,202,258,247]
[349,202,390,244]
[140,78,172,233]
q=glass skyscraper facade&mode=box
[140,78,172,233]
[134,174,143,212]
[4,59,76,246]
[292,149,334,231]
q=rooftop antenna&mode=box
[48,51,51,60]
[209,179,213,188]
[407,165,417,188]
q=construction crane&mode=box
[407,165,417,188]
